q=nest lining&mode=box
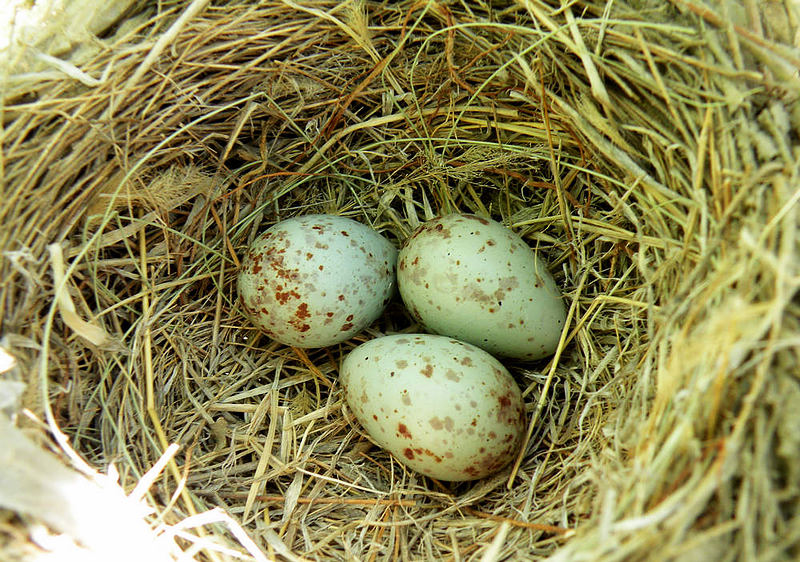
[1,0,799,560]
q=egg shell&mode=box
[341,334,526,481]
[397,214,566,360]
[238,214,397,348]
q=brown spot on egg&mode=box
[295,302,310,320]
[372,414,378,421]
[340,322,354,331]
[401,393,411,405]
[418,448,442,463]
[429,417,444,430]
[274,288,300,304]
[463,466,480,477]
[397,423,412,439]
[445,370,460,382]
[496,393,516,423]
[340,230,349,236]
[346,314,354,322]
[338,294,345,301]
[432,223,452,238]
[396,360,408,369]
[403,448,415,460]
[420,364,433,378]
[461,357,473,366]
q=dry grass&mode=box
[1,0,799,560]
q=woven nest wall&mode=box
[2,1,799,560]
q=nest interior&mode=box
[1,0,799,560]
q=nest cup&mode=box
[2,1,799,560]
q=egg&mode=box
[238,214,397,348]
[397,214,566,360]
[341,334,525,481]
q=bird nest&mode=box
[1,1,799,560]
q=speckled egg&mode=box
[397,214,566,360]
[238,214,397,348]
[341,334,525,481]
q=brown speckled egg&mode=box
[238,214,397,348]
[341,334,525,481]
[397,214,566,360]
